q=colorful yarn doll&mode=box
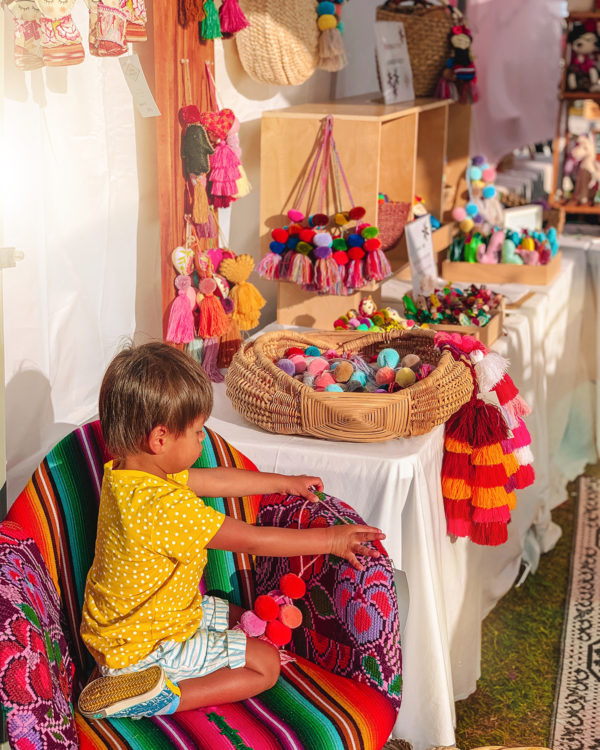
[567,21,600,92]
[36,0,85,66]
[436,24,478,104]
[87,0,128,57]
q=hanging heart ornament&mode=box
[171,245,194,275]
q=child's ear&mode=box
[147,425,170,454]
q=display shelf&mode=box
[441,251,562,286]
[260,95,471,327]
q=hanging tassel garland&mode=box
[288,252,314,286]
[197,278,230,338]
[218,0,249,36]
[473,351,510,393]
[257,252,282,280]
[492,374,519,405]
[235,164,252,198]
[166,275,195,344]
[229,282,266,331]
[365,246,392,282]
[200,0,222,38]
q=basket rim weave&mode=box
[225,329,474,442]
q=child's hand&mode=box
[281,475,324,503]
[327,524,386,571]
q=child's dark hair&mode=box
[99,341,213,456]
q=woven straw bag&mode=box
[236,0,319,86]
[377,200,411,252]
[225,329,473,442]
[376,0,461,97]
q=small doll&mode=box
[567,22,600,92]
[358,296,377,318]
[436,24,479,104]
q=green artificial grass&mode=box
[454,479,578,749]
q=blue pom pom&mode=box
[347,233,364,247]
[286,236,300,250]
[482,186,496,199]
[317,1,335,14]
[469,166,482,181]
[305,345,321,356]
[325,384,344,392]
[466,202,478,217]
[269,241,286,255]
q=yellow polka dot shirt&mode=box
[80,462,225,669]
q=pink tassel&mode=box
[257,252,281,280]
[365,247,392,282]
[195,212,217,239]
[209,143,241,201]
[219,0,249,35]
[166,275,195,344]
[501,419,531,453]
[472,505,511,524]
[510,394,531,417]
[211,195,234,208]
[514,463,535,489]
[346,259,366,290]
[470,521,508,547]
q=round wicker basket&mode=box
[225,329,474,442]
[236,0,319,86]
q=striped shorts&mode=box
[101,596,247,684]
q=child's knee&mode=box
[246,638,280,688]
[262,644,280,688]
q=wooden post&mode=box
[153,5,214,337]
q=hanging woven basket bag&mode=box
[236,0,319,86]
[225,328,474,442]
[376,0,463,97]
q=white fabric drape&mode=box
[468,0,563,162]
[2,3,139,504]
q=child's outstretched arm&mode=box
[207,516,385,572]
[187,468,324,502]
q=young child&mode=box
[78,341,384,720]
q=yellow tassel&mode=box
[471,485,511,509]
[230,282,266,331]
[441,476,471,500]
[444,436,472,455]
[235,165,252,198]
[471,443,505,466]
[507,490,517,510]
[193,180,209,224]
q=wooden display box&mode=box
[260,95,471,329]
[276,282,382,328]
[441,251,562,286]
[425,301,505,348]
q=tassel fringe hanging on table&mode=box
[437,333,535,547]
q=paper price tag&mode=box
[374,21,415,105]
[404,215,438,298]
[119,54,161,118]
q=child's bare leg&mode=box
[176,638,280,711]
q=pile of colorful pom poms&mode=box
[402,284,503,327]
[275,344,433,394]
[451,156,498,234]
[257,206,392,294]
[333,295,418,331]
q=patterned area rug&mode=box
[551,475,600,749]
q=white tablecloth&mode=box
[208,255,590,749]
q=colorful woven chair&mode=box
[2,422,401,749]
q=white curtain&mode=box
[468,0,563,162]
[2,2,139,504]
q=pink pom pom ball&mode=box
[452,207,467,222]
[240,610,266,636]
[287,208,305,222]
[482,167,497,182]
[315,372,336,390]
[307,357,329,376]
[290,354,307,374]
[375,366,395,385]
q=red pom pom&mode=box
[312,213,329,227]
[332,251,349,266]
[348,246,365,261]
[254,594,279,621]
[363,238,382,252]
[266,619,292,647]
[288,224,302,236]
[179,104,202,125]
[333,317,349,329]
[285,347,305,358]
[299,228,316,243]
[280,572,306,599]
[348,206,366,220]
[272,228,289,243]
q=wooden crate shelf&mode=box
[260,94,471,328]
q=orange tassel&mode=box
[441,476,472,500]
[197,278,230,338]
[471,484,512,509]
[500,451,520,477]
[193,179,209,224]
[471,443,505,466]
[445,436,472,455]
